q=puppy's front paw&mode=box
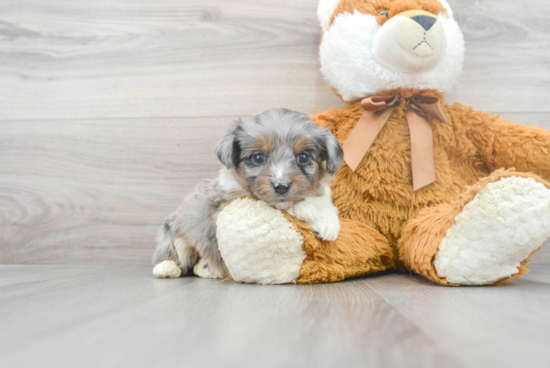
[310,212,341,241]
[287,190,341,241]
[153,260,182,279]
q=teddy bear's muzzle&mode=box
[410,14,437,31]
[373,10,447,73]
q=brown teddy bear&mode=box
[216,0,550,286]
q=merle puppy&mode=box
[152,108,344,279]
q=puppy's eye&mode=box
[296,153,310,164]
[252,153,266,165]
[379,10,389,17]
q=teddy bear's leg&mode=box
[294,217,395,284]
[399,169,550,286]
[217,197,394,284]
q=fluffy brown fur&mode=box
[399,169,550,286]
[293,217,395,283]
[219,1,550,286]
[286,88,550,285]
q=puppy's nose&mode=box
[411,15,437,31]
[273,181,291,195]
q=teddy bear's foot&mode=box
[400,170,550,286]
[433,176,550,285]
[217,198,307,284]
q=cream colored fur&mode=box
[153,260,182,279]
[319,6,464,100]
[434,177,550,285]
[373,13,447,73]
[217,198,307,284]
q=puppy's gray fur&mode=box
[152,108,343,279]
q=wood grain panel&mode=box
[446,0,550,112]
[1,112,549,264]
[0,0,343,121]
[1,0,550,121]
[497,112,550,129]
[0,117,239,264]
[1,0,549,264]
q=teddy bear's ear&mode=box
[317,0,341,33]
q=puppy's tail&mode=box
[152,213,179,265]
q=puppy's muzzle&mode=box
[273,180,291,195]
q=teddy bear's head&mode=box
[318,0,465,101]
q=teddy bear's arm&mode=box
[459,106,550,181]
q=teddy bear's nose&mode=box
[411,15,437,31]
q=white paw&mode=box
[434,177,550,285]
[193,259,219,279]
[309,211,341,241]
[287,187,341,241]
[153,260,182,279]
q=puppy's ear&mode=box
[216,120,242,168]
[324,129,344,175]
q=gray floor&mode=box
[2,0,550,367]
[1,250,550,368]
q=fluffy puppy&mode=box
[152,108,344,279]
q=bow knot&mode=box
[343,94,448,191]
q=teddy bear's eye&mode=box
[379,10,389,17]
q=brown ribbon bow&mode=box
[342,94,449,191]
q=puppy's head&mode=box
[216,108,343,210]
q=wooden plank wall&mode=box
[1,0,549,264]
